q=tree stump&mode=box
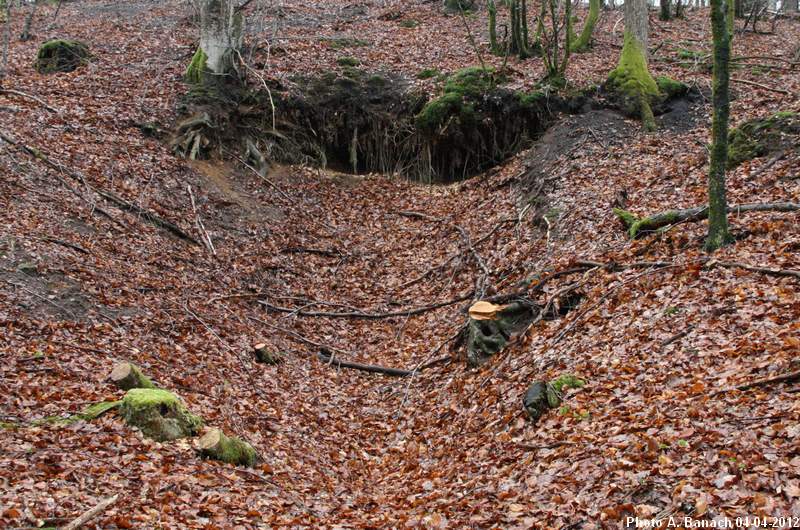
[467,302,537,367]
[109,362,156,391]
[197,428,259,467]
[120,389,202,441]
[253,343,284,365]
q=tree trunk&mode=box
[187,0,243,84]
[625,0,649,50]
[706,0,734,251]
[572,0,601,51]
[661,0,673,20]
[606,0,658,130]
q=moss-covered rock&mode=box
[34,39,90,74]
[443,0,476,13]
[656,76,689,99]
[523,374,585,422]
[120,389,202,441]
[727,111,800,168]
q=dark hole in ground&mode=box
[178,70,696,183]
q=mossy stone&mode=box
[656,76,689,99]
[120,389,202,441]
[727,111,799,168]
[34,39,90,74]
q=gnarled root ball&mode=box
[120,389,202,441]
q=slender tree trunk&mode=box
[1,0,11,80]
[705,0,734,251]
[572,0,600,51]
[661,0,673,20]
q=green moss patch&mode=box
[34,39,90,74]
[324,37,369,50]
[727,111,800,168]
[185,47,208,85]
[606,32,660,130]
[120,389,202,441]
[656,76,688,99]
[416,68,440,80]
[336,56,360,67]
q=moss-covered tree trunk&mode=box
[661,0,673,19]
[488,0,499,53]
[187,0,243,85]
[606,0,659,131]
[571,0,600,52]
[705,0,734,252]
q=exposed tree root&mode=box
[614,202,800,238]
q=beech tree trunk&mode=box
[625,0,649,53]
[706,0,734,251]
[187,0,243,84]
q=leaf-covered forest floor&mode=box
[1,0,799,527]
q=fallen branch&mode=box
[0,89,58,113]
[318,349,413,377]
[0,129,201,246]
[660,324,696,350]
[731,77,794,95]
[614,202,800,238]
[711,260,800,280]
[258,292,473,319]
[62,494,119,530]
[710,369,800,397]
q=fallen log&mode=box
[613,202,800,238]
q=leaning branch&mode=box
[614,202,800,238]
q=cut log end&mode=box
[254,343,284,365]
[108,362,156,391]
[198,428,259,467]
